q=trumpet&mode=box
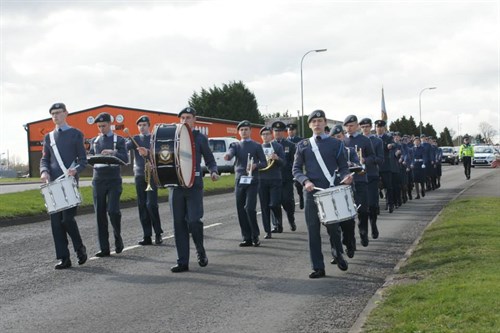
[356,145,367,175]
[246,153,254,176]
[124,128,153,191]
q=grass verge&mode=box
[363,197,500,333]
[0,174,235,219]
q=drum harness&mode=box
[309,138,359,219]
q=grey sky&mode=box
[1,0,499,163]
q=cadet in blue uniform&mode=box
[40,103,88,269]
[343,115,375,247]
[258,126,285,239]
[169,107,219,272]
[374,120,396,213]
[434,139,443,188]
[391,132,403,207]
[287,123,304,209]
[88,112,129,257]
[224,120,267,247]
[359,118,384,239]
[410,136,428,199]
[330,124,358,258]
[420,134,434,191]
[271,121,297,232]
[125,115,164,246]
[293,110,353,278]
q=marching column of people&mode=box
[40,103,450,277]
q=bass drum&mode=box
[150,123,196,188]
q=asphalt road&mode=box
[0,165,497,333]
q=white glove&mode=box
[422,164,426,169]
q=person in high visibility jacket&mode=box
[459,136,474,180]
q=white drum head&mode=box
[175,123,195,188]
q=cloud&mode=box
[1,1,499,164]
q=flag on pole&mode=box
[381,87,388,121]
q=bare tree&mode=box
[478,122,497,144]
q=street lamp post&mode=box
[300,48,327,137]
[419,87,437,136]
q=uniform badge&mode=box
[285,147,289,153]
[303,139,309,146]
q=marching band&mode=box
[40,103,447,278]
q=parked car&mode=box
[200,137,239,174]
[472,146,497,167]
[441,146,459,165]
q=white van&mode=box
[200,137,239,174]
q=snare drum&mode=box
[313,185,357,224]
[151,123,195,188]
[40,176,82,214]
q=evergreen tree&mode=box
[189,81,264,124]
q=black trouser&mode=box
[379,171,393,206]
[463,156,472,178]
[135,175,163,238]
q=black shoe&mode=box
[408,192,413,200]
[171,264,189,273]
[76,245,87,265]
[299,197,304,210]
[389,205,394,213]
[271,226,283,233]
[379,190,384,199]
[253,238,261,247]
[115,238,124,254]
[372,228,379,240]
[415,195,421,199]
[346,247,355,258]
[360,234,369,247]
[197,252,208,267]
[155,234,163,245]
[335,254,348,271]
[95,250,111,257]
[55,258,72,270]
[115,244,124,254]
[309,269,326,279]
[330,257,337,264]
[264,233,272,239]
[138,237,152,246]
[422,190,425,197]
[239,240,253,247]
[290,222,297,231]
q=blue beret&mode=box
[237,120,251,130]
[286,123,298,130]
[420,134,427,138]
[49,103,67,113]
[374,120,386,127]
[271,121,286,131]
[394,131,401,136]
[260,126,272,135]
[95,112,111,123]
[330,124,344,136]
[136,115,150,124]
[343,114,358,126]
[178,107,196,117]
[307,110,326,123]
[359,118,372,126]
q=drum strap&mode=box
[309,137,335,187]
[94,134,117,152]
[49,131,68,175]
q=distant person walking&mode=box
[459,136,474,180]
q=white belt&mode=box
[94,164,120,168]
[414,159,423,162]
[195,171,200,176]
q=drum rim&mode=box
[174,123,196,188]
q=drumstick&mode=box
[123,128,141,148]
[340,172,355,184]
